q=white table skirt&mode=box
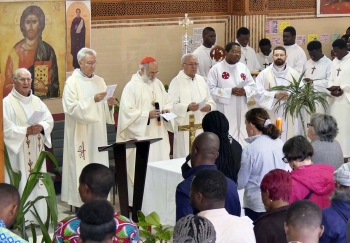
[142,158,245,226]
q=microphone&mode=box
[155,102,161,126]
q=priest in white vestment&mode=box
[236,27,261,71]
[61,48,115,207]
[168,54,216,158]
[192,27,218,81]
[255,46,300,142]
[328,39,350,159]
[3,68,53,224]
[116,57,173,204]
[304,41,332,115]
[283,26,307,75]
[207,42,257,146]
[256,38,273,70]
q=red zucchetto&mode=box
[140,56,156,64]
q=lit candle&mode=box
[276,117,282,132]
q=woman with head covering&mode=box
[77,199,116,243]
[4,5,59,98]
[182,111,242,183]
[237,108,286,221]
[173,214,216,243]
[307,113,344,169]
[283,135,335,209]
[254,169,292,243]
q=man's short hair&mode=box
[181,53,197,64]
[225,42,240,52]
[77,48,97,62]
[191,169,227,201]
[0,183,20,207]
[203,27,215,36]
[13,68,31,81]
[259,38,271,47]
[237,27,250,37]
[283,135,314,162]
[273,46,286,55]
[307,41,322,51]
[79,163,114,198]
[283,26,296,36]
[77,199,116,243]
[332,39,347,49]
[286,200,322,229]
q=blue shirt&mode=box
[0,220,28,243]
[175,164,241,222]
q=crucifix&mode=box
[244,57,248,64]
[311,66,316,74]
[178,114,202,151]
[179,13,193,54]
[337,68,341,76]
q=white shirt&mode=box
[284,43,307,75]
[199,208,256,243]
[236,40,261,71]
[256,52,273,70]
[192,45,218,80]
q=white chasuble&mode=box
[3,89,53,224]
[193,45,218,81]
[168,70,216,158]
[284,44,307,75]
[207,60,257,147]
[328,53,350,157]
[116,72,173,205]
[255,64,300,142]
[62,70,114,207]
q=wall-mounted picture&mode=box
[317,0,350,17]
[0,2,66,99]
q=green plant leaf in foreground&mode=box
[145,212,161,226]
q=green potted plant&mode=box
[137,211,172,243]
[5,148,60,243]
[269,71,330,137]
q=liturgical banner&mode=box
[0,1,66,100]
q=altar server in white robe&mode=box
[328,39,350,160]
[3,68,53,224]
[255,46,300,142]
[236,27,261,71]
[117,57,173,204]
[207,42,257,146]
[62,48,115,207]
[256,38,273,70]
[304,40,332,114]
[168,53,216,158]
[192,27,218,81]
[283,26,307,75]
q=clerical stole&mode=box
[8,92,43,180]
[65,79,90,188]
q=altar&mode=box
[142,158,245,226]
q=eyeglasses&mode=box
[82,61,98,66]
[184,63,199,66]
[282,157,306,163]
[282,157,290,163]
[273,54,286,58]
[229,50,242,55]
[307,123,313,128]
[16,78,32,82]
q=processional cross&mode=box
[178,114,202,151]
[179,13,193,54]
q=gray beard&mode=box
[331,188,350,203]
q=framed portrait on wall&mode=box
[317,0,350,17]
[0,2,66,100]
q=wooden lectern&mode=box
[98,138,162,222]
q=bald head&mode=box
[191,132,220,167]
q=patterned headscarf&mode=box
[173,215,216,243]
[20,5,45,39]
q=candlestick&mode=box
[276,117,282,132]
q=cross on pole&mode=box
[311,66,316,74]
[178,114,202,152]
[179,13,193,54]
[337,68,341,76]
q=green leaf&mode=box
[139,230,151,238]
[30,223,37,243]
[137,210,146,222]
[29,206,51,243]
[4,146,21,189]
[137,221,151,227]
[145,212,161,226]
[158,230,172,241]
